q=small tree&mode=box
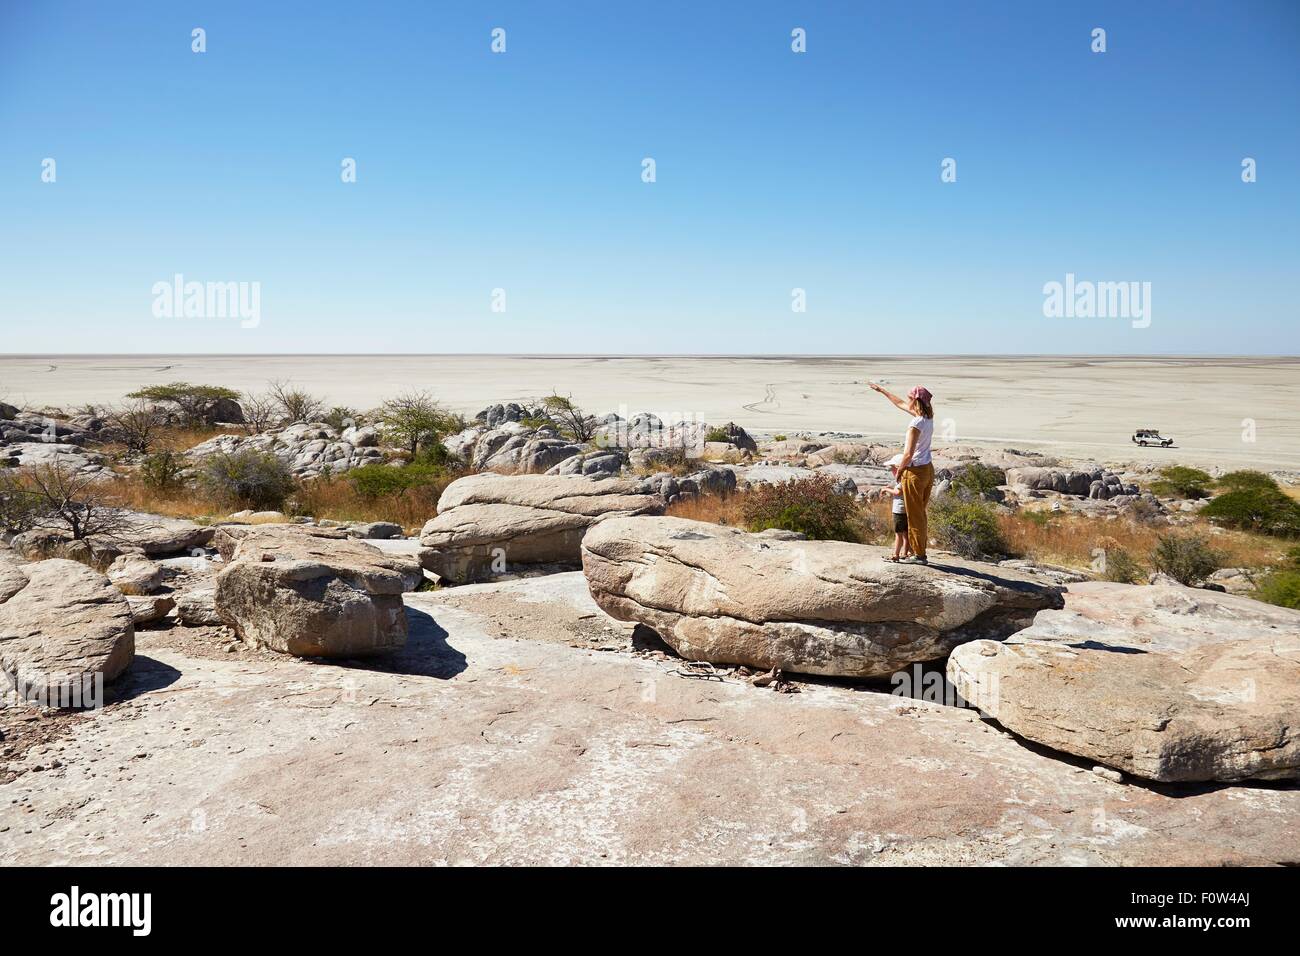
[0,463,135,540]
[126,382,241,428]
[107,399,165,456]
[268,380,324,424]
[241,391,281,434]
[377,390,461,458]
[0,471,45,533]
[140,450,187,493]
[540,393,596,443]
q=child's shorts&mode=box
[893,511,909,534]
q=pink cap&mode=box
[908,385,932,402]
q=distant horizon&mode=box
[3,352,1299,361]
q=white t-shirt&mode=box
[907,416,933,466]
[891,491,906,514]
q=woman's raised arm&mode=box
[867,381,912,414]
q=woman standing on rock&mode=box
[867,382,935,564]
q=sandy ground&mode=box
[2,573,1296,866]
[2,354,1298,471]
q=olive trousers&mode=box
[900,463,934,558]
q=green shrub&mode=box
[949,463,1005,501]
[1098,546,1143,584]
[1020,509,1052,528]
[348,462,449,500]
[773,434,787,442]
[1202,486,1300,537]
[1215,470,1279,493]
[704,427,732,443]
[1151,533,1222,586]
[1253,569,1300,609]
[1150,465,1213,499]
[741,475,860,542]
[930,497,1008,559]
[0,471,43,533]
[196,449,295,510]
[322,406,364,431]
[140,450,186,493]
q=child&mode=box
[878,453,911,562]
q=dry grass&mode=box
[94,425,246,463]
[102,475,228,522]
[999,512,1285,573]
[668,489,1284,573]
[664,492,747,526]
[102,469,450,534]
[665,490,895,546]
[293,475,448,532]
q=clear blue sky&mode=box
[1,0,1296,354]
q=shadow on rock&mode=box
[108,655,183,703]
[1067,640,1147,654]
[335,608,468,679]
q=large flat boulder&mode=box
[10,516,214,568]
[419,474,662,583]
[947,581,1300,783]
[118,516,216,556]
[0,558,134,706]
[213,527,422,657]
[581,516,1064,678]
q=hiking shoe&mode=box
[903,555,929,565]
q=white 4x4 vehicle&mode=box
[1132,428,1173,447]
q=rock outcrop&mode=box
[214,527,422,657]
[0,558,134,705]
[947,581,1300,782]
[419,474,663,583]
[581,516,1064,678]
[187,423,387,478]
[1005,465,1138,500]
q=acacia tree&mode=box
[540,392,596,443]
[376,390,462,458]
[126,382,241,428]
